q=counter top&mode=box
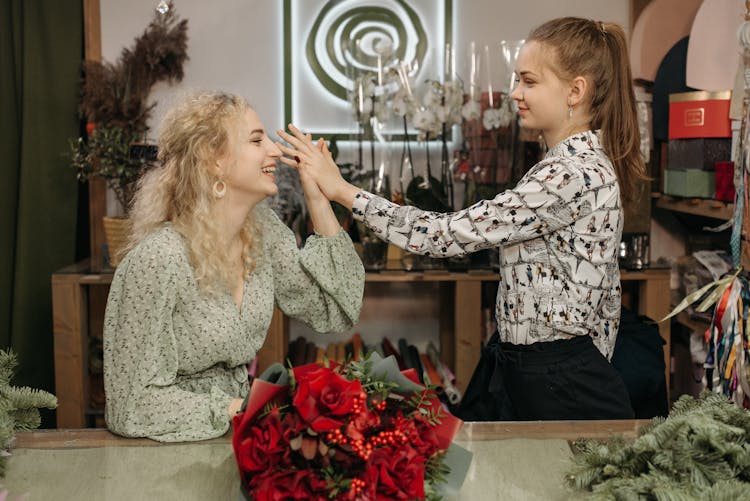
[3,421,647,500]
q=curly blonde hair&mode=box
[126,91,258,293]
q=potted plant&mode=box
[69,1,188,266]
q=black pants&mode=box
[457,334,634,421]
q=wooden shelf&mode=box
[366,269,499,282]
[52,262,671,428]
[653,193,734,220]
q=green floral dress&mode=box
[103,205,364,442]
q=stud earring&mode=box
[213,179,226,199]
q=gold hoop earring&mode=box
[213,179,226,199]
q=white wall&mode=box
[101,0,285,142]
[101,0,630,139]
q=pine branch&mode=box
[0,350,17,387]
[7,409,41,432]
[567,394,750,499]
[1,386,57,411]
[0,349,58,478]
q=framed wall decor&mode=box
[283,0,454,137]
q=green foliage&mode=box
[69,124,153,209]
[567,393,750,500]
[343,357,398,398]
[407,391,445,426]
[424,451,450,501]
[0,349,57,477]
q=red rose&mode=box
[293,366,364,432]
[292,362,331,382]
[235,407,287,473]
[391,414,441,456]
[250,468,329,501]
[346,408,381,442]
[280,409,308,439]
[370,444,426,500]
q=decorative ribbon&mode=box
[657,267,743,323]
[705,274,750,406]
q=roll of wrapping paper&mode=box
[351,333,363,361]
[325,342,336,364]
[335,342,346,365]
[314,346,326,365]
[398,338,423,382]
[381,337,405,370]
[407,345,425,384]
[427,342,462,405]
[420,353,445,393]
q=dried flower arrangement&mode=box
[69,1,188,211]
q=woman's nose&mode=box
[267,138,282,158]
[510,84,522,102]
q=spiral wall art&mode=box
[284,0,453,136]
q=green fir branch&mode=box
[0,349,58,478]
[0,350,17,387]
[567,393,750,499]
[1,386,58,411]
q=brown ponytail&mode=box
[528,17,648,203]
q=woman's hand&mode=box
[276,124,359,209]
[227,398,244,417]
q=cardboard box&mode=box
[667,138,731,170]
[668,90,731,139]
[663,168,715,198]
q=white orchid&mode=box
[497,104,514,128]
[482,108,503,130]
[444,80,464,108]
[373,99,390,123]
[417,79,465,130]
[413,107,438,134]
[422,83,442,108]
[435,105,451,124]
[391,94,412,117]
[461,100,481,121]
[350,73,400,127]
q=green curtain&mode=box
[0,0,82,422]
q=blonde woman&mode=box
[103,92,364,442]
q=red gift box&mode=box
[714,161,735,202]
[668,90,731,139]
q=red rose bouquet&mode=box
[232,352,471,500]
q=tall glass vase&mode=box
[346,38,397,271]
[498,40,525,185]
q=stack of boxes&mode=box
[664,90,733,200]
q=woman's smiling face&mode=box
[222,108,282,204]
[511,41,574,146]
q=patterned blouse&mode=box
[103,205,364,442]
[353,130,622,359]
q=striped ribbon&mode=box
[657,267,743,323]
[705,275,750,405]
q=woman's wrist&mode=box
[306,196,342,237]
[332,182,360,210]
